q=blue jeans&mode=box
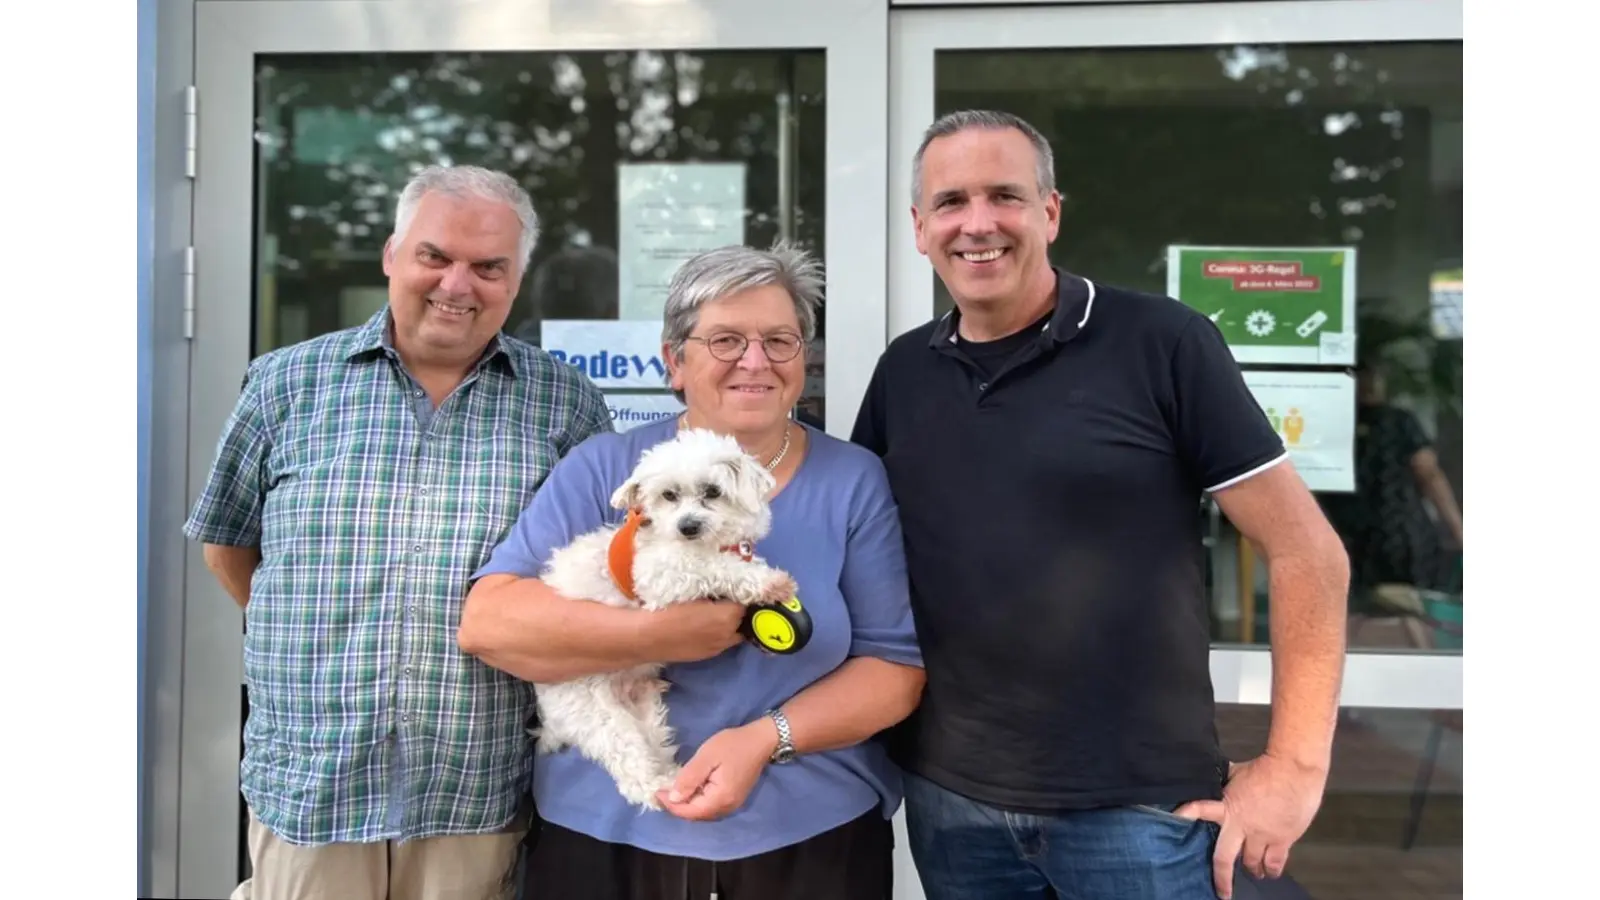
[903,772,1221,900]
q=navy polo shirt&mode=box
[852,268,1287,812]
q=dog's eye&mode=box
[703,485,722,500]
[661,490,679,502]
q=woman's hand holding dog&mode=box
[648,600,748,663]
[655,719,776,821]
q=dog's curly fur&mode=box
[533,428,798,809]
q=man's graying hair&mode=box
[392,165,541,273]
[911,110,1056,203]
[662,242,823,400]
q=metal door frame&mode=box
[886,0,1465,714]
[161,2,1466,897]
[182,1,890,895]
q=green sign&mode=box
[1166,246,1357,365]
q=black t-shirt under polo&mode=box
[957,310,1052,379]
[852,269,1286,812]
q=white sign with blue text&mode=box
[541,319,668,390]
[605,393,686,432]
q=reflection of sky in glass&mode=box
[257,50,730,266]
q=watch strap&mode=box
[765,708,796,763]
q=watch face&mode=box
[773,747,796,764]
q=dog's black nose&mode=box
[677,519,704,538]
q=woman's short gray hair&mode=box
[662,241,823,352]
[660,242,824,402]
[392,165,540,273]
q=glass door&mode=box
[185,1,889,896]
[889,2,1463,897]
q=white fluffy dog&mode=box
[533,427,798,809]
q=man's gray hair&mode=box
[392,164,541,273]
[911,110,1056,204]
[661,242,824,398]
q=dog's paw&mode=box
[615,771,675,811]
[657,762,682,789]
[760,572,798,606]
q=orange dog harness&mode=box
[606,508,756,604]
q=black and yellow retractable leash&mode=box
[740,594,813,654]
[609,510,812,655]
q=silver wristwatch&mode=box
[765,708,797,764]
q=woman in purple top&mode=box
[460,243,926,899]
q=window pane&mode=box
[934,42,1463,651]
[1218,703,1462,898]
[254,50,828,428]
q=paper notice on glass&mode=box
[1242,370,1357,493]
[541,319,668,390]
[618,162,747,321]
[604,393,685,432]
[1166,245,1358,365]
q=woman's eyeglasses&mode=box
[685,332,805,363]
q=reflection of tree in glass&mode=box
[1213,45,1421,233]
[935,43,1459,294]
[255,51,826,342]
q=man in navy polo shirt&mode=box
[852,110,1351,900]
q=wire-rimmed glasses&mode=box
[684,332,806,363]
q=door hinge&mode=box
[184,85,198,179]
[183,246,197,340]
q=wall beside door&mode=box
[137,0,155,889]
[142,0,198,898]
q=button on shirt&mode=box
[183,308,613,845]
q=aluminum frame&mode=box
[186,1,889,896]
[164,2,1465,897]
[886,0,1465,724]
[142,0,199,896]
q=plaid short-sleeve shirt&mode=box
[183,308,613,845]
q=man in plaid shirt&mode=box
[185,164,655,900]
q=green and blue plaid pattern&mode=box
[184,308,612,845]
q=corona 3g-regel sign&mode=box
[1166,245,1358,366]
[540,320,668,389]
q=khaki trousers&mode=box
[230,810,524,900]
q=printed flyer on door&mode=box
[1241,370,1357,493]
[1167,245,1358,365]
[617,162,747,321]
